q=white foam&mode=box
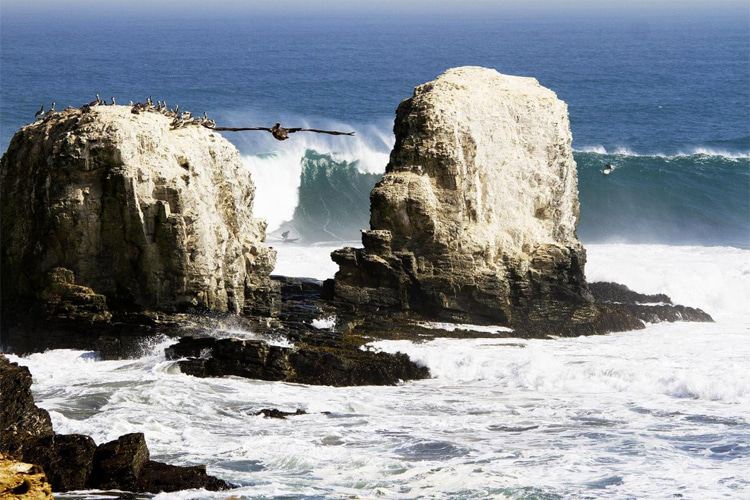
[212,327,295,348]
[271,241,359,280]
[575,145,750,159]
[311,315,336,330]
[417,321,513,334]
[586,244,750,321]
[228,112,392,233]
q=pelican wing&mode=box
[209,126,272,132]
[286,128,355,136]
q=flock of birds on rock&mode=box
[129,96,217,130]
[33,95,355,141]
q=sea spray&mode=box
[239,119,391,236]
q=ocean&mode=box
[2,7,749,499]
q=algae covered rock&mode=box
[333,67,595,330]
[1,105,276,314]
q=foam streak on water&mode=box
[9,244,750,499]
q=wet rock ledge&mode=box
[0,353,229,494]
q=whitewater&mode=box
[8,241,749,499]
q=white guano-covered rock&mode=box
[1,105,276,313]
[377,66,580,260]
[333,67,594,328]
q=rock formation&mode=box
[0,354,229,493]
[332,67,711,334]
[333,67,594,331]
[1,105,277,316]
[0,455,52,500]
[166,334,429,386]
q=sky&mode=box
[1,0,748,19]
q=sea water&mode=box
[1,6,749,499]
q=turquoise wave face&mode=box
[277,150,750,248]
[273,150,381,243]
[576,152,750,248]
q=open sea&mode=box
[1,6,749,499]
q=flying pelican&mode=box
[207,122,355,141]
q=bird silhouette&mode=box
[207,122,354,141]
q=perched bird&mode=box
[34,104,44,119]
[44,102,57,118]
[129,100,134,106]
[110,97,116,105]
[206,122,355,141]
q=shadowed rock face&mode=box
[0,356,53,458]
[1,105,277,315]
[333,67,595,330]
[166,335,430,386]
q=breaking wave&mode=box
[236,119,749,248]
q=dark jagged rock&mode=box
[166,336,429,386]
[589,282,672,305]
[90,433,150,490]
[22,434,96,491]
[135,461,229,493]
[168,337,291,381]
[255,409,307,419]
[290,344,429,386]
[0,355,53,459]
[589,282,712,324]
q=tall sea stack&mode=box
[1,106,276,315]
[332,67,597,331]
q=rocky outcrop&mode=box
[332,67,712,334]
[1,105,277,316]
[0,354,229,493]
[589,282,712,324]
[0,455,52,500]
[21,434,97,491]
[166,335,429,386]
[332,67,595,331]
[0,356,53,459]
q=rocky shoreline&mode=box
[0,67,713,494]
[0,354,229,495]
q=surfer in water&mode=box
[281,231,290,241]
[602,163,615,175]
